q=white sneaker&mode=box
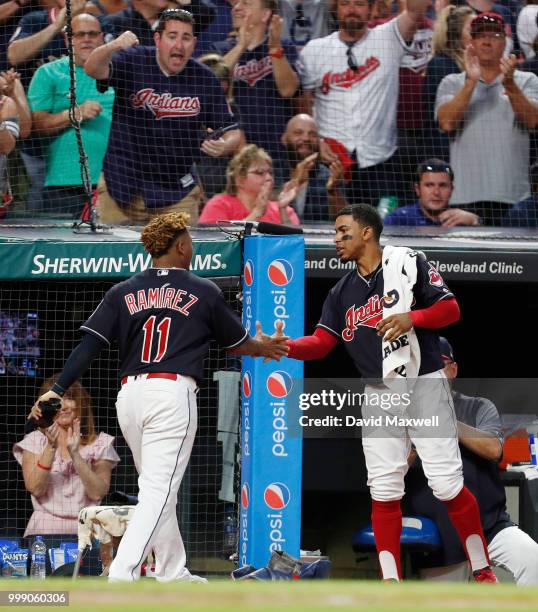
[187,574,208,584]
[174,568,208,584]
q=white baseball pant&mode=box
[108,374,198,582]
[421,525,538,585]
[362,370,463,502]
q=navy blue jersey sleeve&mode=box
[316,287,341,339]
[106,46,136,90]
[79,286,120,346]
[210,290,248,349]
[9,11,48,42]
[413,254,454,307]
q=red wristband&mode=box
[37,462,51,471]
[269,47,284,59]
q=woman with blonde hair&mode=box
[199,144,300,225]
[424,5,475,157]
[14,375,120,537]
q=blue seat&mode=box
[352,516,442,553]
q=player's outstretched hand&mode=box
[114,31,139,51]
[258,319,287,362]
[375,313,413,343]
[255,320,289,361]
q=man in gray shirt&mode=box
[406,337,538,585]
[436,13,538,226]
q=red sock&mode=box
[442,486,490,571]
[371,499,402,580]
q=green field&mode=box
[1,579,538,611]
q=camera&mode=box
[36,398,62,428]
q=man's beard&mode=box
[285,142,318,166]
[340,17,367,37]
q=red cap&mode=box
[470,12,505,37]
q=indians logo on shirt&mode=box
[320,56,380,94]
[342,294,385,341]
[428,264,444,287]
[234,57,273,87]
[130,88,201,119]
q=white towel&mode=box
[77,505,135,550]
[381,246,421,382]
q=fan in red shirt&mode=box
[199,144,300,225]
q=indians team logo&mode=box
[320,56,380,94]
[244,259,254,286]
[234,57,273,87]
[266,371,293,398]
[241,483,250,509]
[267,259,293,286]
[130,89,201,119]
[342,295,384,341]
[242,371,252,398]
[428,265,444,287]
[264,482,291,510]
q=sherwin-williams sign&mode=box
[0,240,240,280]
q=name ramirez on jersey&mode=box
[124,286,198,316]
[81,268,247,382]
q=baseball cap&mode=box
[439,337,455,363]
[470,12,505,37]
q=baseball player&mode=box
[279,204,497,583]
[32,212,289,583]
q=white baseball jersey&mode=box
[299,20,408,168]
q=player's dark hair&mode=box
[416,158,454,183]
[336,204,383,241]
[152,8,195,35]
[141,212,190,257]
[38,375,96,445]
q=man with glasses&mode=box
[298,0,431,207]
[437,13,538,226]
[7,0,92,213]
[384,158,481,227]
[405,337,538,585]
[85,8,241,223]
[27,13,114,215]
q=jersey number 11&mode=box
[141,316,171,363]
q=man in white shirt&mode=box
[299,0,430,206]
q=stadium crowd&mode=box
[1,0,538,226]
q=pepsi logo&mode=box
[244,259,254,286]
[242,371,252,398]
[264,482,291,510]
[241,483,250,509]
[267,259,293,286]
[266,371,293,398]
